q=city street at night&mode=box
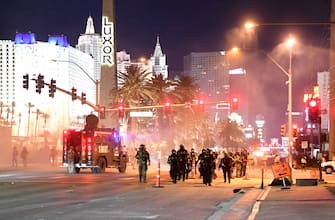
[1,163,335,220]
[2,1,335,220]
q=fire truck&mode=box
[62,114,128,174]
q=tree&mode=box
[215,119,245,150]
[173,75,200,104]
[112,64,158,107]
[110,64,159,142]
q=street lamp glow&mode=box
[286,37,296,49]
[244,21,257,30]
[231,47,239,53]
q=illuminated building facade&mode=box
[183,51,230,121]
[77,16,102,95]
[0,33,95,138]
[317,71,329,132]
[150,36,168,79]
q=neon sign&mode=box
[101,16,114,66]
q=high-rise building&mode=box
[317,71,329,132]
[77,16,102,105]
[150,36,168,79]
[0,33,95,137]
[229,68,249,125]
[183,51,230,120]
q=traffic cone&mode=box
[153,156,164,188]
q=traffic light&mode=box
[231,98,238,111]
[71,87,77,100]
[49,79,56,98]
[118,104,125,117]
[198,99,205,112]
[99,106,106,119]
[35,74,44,94]
[164,101,172,113]
[308,98,320,122]
[23,74,29,90]
[81,92,86,104]
[280,124,286,137]
[292,124,298,137]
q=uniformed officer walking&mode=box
[135,144,150,183]
[167,149,179,183]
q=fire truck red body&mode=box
[62,126,128,174]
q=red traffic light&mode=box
[308,99,317,107]
[118,104,125,117]
[231,98,238,111]
[99,106,106,119]
[308,98,320,122]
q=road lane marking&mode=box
[247,186,271,220]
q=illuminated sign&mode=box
[14,33,36,44]
[101,16,114,66]
[129,111,153,117]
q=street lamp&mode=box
[261,37,296,170]
[243,24,297,178]
[50,59,99,107]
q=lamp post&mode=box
[262,38,295,171]
[51,59,99,107]
[243,23,297,179]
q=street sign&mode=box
[271,162,291,179]
[216,103,230,109]
[129,111,153,117]
[301,141,308,149]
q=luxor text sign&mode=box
[101,16,114,66]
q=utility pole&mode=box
[329,0,335,160]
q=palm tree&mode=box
[215,119,245,150]
[173,75,200,104]
[168,75,206,147]
[112,64,158,107]
[150,73,178,104]
[110,64,158,144]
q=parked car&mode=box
[321,161,335,174]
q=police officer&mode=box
[189,148,198,176]
[177,144,188,181]
[135,144,150,183]
[197,148,207,178]
[67,146,75,174]
[167,149,179,183]
[202,149,215,186]
[219,152,233,183]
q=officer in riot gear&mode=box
[167,149,179,183]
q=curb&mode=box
[207,187,268,220]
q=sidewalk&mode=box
[216,168,335,220]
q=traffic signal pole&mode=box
[41,80,99,112]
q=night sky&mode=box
[0,0,332,141]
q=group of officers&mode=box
[167,144,249,186]
[133,143,249,186]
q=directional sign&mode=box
[271,162,291,179]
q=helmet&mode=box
[172,149,176,153]
[139,144,145,149]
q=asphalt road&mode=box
[0,165,249,220]
[2,164,335,220]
